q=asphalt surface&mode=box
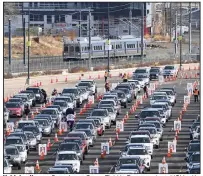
[7,70,200,174]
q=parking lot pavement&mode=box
[7,73,200,174]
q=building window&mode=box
[29,2,32,7]
[47,15,52,24]
[147,10,149,14]
[55,15,65,23]
[34,2,38,7]
[30,14,44,21]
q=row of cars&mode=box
[113,87,177,173]
[4,80,98,174]
[47,80,143,174]
[185,115,200,174]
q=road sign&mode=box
[38,144,47,156]
[25,166,34,173]
[89,165,99,173]
[158,163,168,173]
[101,142,110,154]
[116,121,124,132]
[60,122,68,132]
[6,122,14,132]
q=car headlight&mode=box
[44,127,50,132]
[36,94,40,97]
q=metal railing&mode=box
[4,54,199,74]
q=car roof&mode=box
[119,156,141,159]
[142,108,159,111]
[58,151,77,154]
[6,136,22,139]
[18,120,35,123]
[130,135,149,138]
[5,145,17,149]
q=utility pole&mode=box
[175,11,177,54]
[79,10,81,37]
[179,3,182,70]
[189,2,192,53]
[8,19,12,71]
[21,2,24,29]
[107,2,110,74]
[129,9,132,35]
[169,3,172,42]
[23,18,26,65]
[88,8,92,70]
[27,9,30,84]
[141,2,144,61]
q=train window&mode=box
[127,44,135,48]
[64,46,68,52]
[75,46,80,52]
[116,44,122,49]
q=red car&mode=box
[5,102,23,117]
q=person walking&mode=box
[193,87,200,102]
[24,104,30,117]
[104,71,108,82]
[122,73,128,82]
[143,84,148,98]
[105,81,110,92]
[41,89,47,104]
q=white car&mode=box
[139,127,160,149]
[159,89,176,106]
[77,87,90,101]
[98,99,121,115]
[150,95,168,105]
[4,106,9,123]
[127,135,153,156]
[24,131,37,150]
[79,80,97,95]
[55,151,81,173]
[15,144,27,163]
[128,80,141,92]
[152,102,172,119]
[124,146,151,170]
[4,158,12,173]
[163,65,178,77]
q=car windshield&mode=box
[57,154,77,160]
[23,127,39,134]
[9,133,26,141]
[26,88,39,94]
[158,109,164,114]
[130,137,150,143]
[15,96,27,101]
[150,69,159,72]
[78,83,91,87]
[6,103,20,108]
[160,91,174,95]
[190,154,200,162]
[75,124,93,130]
[119,165,139,170]
[62,89,77,94]
[117,92,125,98]
[6,138,23,145]
[9,99,21,102]
[152,95,167,100]
[48,106,61,111]
[152,105,166,110]
[188,144,200,152]
[67,134,84,140]
[135,69,146,73]
[101,101,115,106]
[117,86,130,90]
[103,96,115,100]
[118,89,129,94]
[55,98,71,103]
[137,75,148,78]
[53,102,66,107]
[64,139,82,146]
[41,110,56,115]
[48,170,68,174]
[6,148,18,155]
[25,132,35,139]
[59,144,79,151]
[140,128,156,134]
[18,123,33,129]
[37,120,48,126]
[128,149,147,155]
[119,159,139,165]
[91,110,107,116]
[164,66,174,70]
[140,111,159,118]
[150,122,161,129]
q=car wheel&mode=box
[147,167,150,171]
[18,164,21,170]
[160,137,163,141]
[124,104,127,108]
[113,121,116,125]
[151,155,153,159]
[156,144,159,149]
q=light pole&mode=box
[8,19,12,73]
[88,8,92,70]
[107,2,110,75]
[141,2,144,62]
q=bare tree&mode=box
[4,2,19,23]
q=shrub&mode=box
[4,73,13,79]
[43,70,62,75]
[70,67,88,73]
[93,66,107,71]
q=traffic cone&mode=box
[35,160,40,171]
[101,151,105,159]
[189,66,190,71]
[185,73,188,79]
[54,133,58,142]
[31,112,34,119]
[117,127,120,134]
[35,108,39,114]
[110,74,112,78]
[109,138,112,147]
[79,108,83,115]
[50,78,53,84]
[37,82,39,87]
[167,149,171,157]
[39,81,42,86]
[115,132,119,141]
[40,104,43,110]
[198,65,200,70]
[176,128,179,134]
[56,77,58,83]
[79,76,81,80]
[175,131,178,140]
[65,76,68,82]
[98,74,100,79]
[94,158,99,166]
[47,138,51,151]
[6,129,10,136]
[58,127,62,135]
[162,157,166,164]
[40,150,45,161]
[180,114,182,121]
[126,112,129,119]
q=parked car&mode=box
[111,90,128,108]
[98,99,121,115]
[116,88,133,103]
[20,90,36,107]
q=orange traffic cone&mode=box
[47,138,51,151]
[115,132,119,141]
[50,78,53,84]
[35,160,40,171]
[31,112,34,119]
[6,129,10,136]
[65,76,68,82]
[117,127,120,134]
[169,145,173,154]
[40,150,45,161]
[79,108,83,115]
[94,158,99,166]
[101,151,105,159]
[89,75,91,79]
[180,114,182,121]
[175,131,178,140]
[39,81,42,86]
[98,74,100,79]
[61,125,65,133]
[79,76,81,80]
[110,74,112,78]
[167,149,171,157]
[109,138,112,147]
[35,108,39,114]
[56,77,58,83]
[58,127,62,135]
[54,133,58,142]
[162,157,166,164]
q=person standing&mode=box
[105,81,110,92]
[104,71,108,82]
[41,89,47,104]
[143,84,148,98]
[193,87,200,102]
[122,73,128,82]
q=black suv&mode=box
[149,67,162,80]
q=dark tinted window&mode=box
[128,149,147,155]
[140,111,159,118]
[164,66,174,70]
[91,110,107,116]
[6,103,20,108]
